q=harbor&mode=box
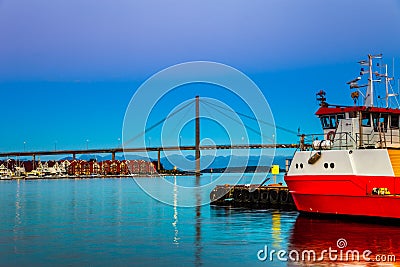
[2,176,399,266]
[0,159,158,179]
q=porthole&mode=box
[300,163,304,169]
[296,163,299,169]
[330,162,335,169]
[324,163,329,169]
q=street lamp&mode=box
[54,141,57,151]
[179,135,182,147]
[23,141,26,152]
[86,139,89,150]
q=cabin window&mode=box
[330,116,336,128]
[390,115,399,129]
[361,112,371,127]
[372,113,388,132]
[337,114,345,123]
[320,116,331,129]
[348,111,357,118]
[320,114,344,129]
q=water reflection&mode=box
[195,174,202,267]
[14,179,22,253]
[14,179,21,227]
[289,215,400,265]
[172,176,179,245]
[271,210,282,249]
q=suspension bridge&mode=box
[0,96,304,173]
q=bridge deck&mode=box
[0,144,302,158]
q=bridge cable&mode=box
[122,100,195,148]
[201,99,299,136]
[165,101,195,142]
[201,100,274,142]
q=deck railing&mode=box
[301,129,400,151]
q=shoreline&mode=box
[0,171,273,181]
[0,172,203,180]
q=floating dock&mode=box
[210,184,296,210]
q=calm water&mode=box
[0,175,399,266]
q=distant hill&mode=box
[159,154,291,171]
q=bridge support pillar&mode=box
[32,154,36,170]
[112,151,115,161]
[195,95,200,176]
[73,153,76,160]
[157,149,161,172]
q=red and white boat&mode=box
[285,54,400,219]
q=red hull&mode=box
[285,174,400,219]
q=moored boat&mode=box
[0,163,13,179]
[285,54,400,219]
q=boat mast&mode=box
[385,63,389,108]
[370,56,397,108]
[364,54,387,107]
[365,54,374,107]
[383,62,397,108]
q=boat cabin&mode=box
[316,106,400,149]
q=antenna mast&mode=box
[365,54,374,107]
[365,54,382,106]
[356,54,381,107]
[374,56,396,108]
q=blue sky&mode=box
[0,0,400,153]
